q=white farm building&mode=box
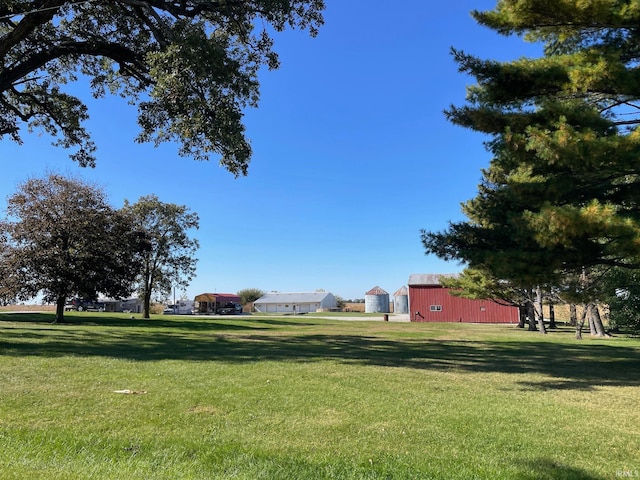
[253,292,337,314]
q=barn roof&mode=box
[254,292,333,304]
[408,274,459,286]
[194,293,240,303]
[365,286,388,295]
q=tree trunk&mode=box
[526,301,537,331]
[548,304,557,329]
[576,304,588,340]
[569,304,577,327]
[589,306,598,336]
[518,306,526,328]
[589,304,609,337]
[143,287,151,319]
[535,286,547,334]
[54,295,66,323]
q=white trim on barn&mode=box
[253,292,337,314]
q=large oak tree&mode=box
[0,173,145,322]
[0,1,324,174]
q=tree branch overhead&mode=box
[0,0,325,171]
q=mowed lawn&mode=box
[1,313,639,479]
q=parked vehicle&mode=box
[162,301,195,315]
[216,302,243,315]
[64,298,105,312]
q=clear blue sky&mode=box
[0,1,541,301]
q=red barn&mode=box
[408,274,519,324]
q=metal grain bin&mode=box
[365,286,390,313]
[393,286,409,314]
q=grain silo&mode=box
[393,286,409,314]
[365,286,390,313]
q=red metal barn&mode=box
[408,274,519,324]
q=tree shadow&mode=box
[0,312,318,330]
[0,312,55,324]
[1,322,639,390]
[0,312,267,331]
[513,458,607,480]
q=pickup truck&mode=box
[64,298,104,312]
[216,302,243,315]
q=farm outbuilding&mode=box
[194,293,242,314]
[364,286,390,313]
[408,274,519,324]
[98,297,143,313]
[393,286,409,314]
[253,292,337,314]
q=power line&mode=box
[0,1,97,21]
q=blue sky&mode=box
[0,1,542,301]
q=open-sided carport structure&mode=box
[194,293,242,315]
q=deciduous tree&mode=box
[0,1,324,173]
[237,288,264,305]
[0,173,144,322]
[600,267,640,333]
[124,195,199,318]
[438,268,534,328]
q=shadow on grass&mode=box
[0,312,55,324]
[514,458,606,480]
[199,449,607,480]
[1,317,639,390]
[0,312,313,330]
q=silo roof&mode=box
[393,286,408,296]
[365,286,388,295]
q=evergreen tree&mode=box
[423,1,640,335]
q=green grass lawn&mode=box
[1,312,639,479]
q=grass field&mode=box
[1,312,639,479]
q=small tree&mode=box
[0,174,143,322]
[438,268,533,329]
[600,267,640,333]
[237,288,265,305]
[124,195,199,319]
[0,232,17,306]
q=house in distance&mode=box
[408,274,519,323]
[253,292,337,314]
